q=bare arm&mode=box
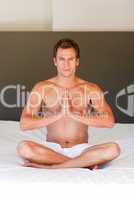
[69,84,115,128]
[20,110,63,131]
[20,81,63,131]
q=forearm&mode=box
[20,113,62,131]
[70,112,115,128]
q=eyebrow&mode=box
[58,56,76,59]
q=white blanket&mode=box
[0,120,134,183]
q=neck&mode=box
[55,75,79,88]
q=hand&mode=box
[60,88,72,116]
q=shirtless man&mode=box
[17,38,120,169]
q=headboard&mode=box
[0,32,133,123]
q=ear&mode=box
[76,58,80,67]
[53,57,57,66]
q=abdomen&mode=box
[46,117,88,147]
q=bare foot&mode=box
[22,162,53,169]
[86,165,99,170]
[22,162,100,170]
[92,165,99,170]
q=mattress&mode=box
[0,120,134,184]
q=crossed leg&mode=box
[55,142,121,169]
[16,140,71,167]
[16,140,120,169]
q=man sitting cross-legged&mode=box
[16,38,120,169]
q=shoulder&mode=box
[31,79,53,92]
[83,80,104,93]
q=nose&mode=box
[64,60,69,67]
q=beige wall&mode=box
[0,0,52,30]
[52,0,134,31]
[0,0,134,31]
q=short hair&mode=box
[53,38,80,58]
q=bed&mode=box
[0,120,134,184]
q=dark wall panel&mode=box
[0,32,133,122]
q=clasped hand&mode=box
[60,88,72,116]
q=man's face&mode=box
[53,47,79,78]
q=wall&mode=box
[0,0,134,31]
[0,0,52,30]
[53,0,134,31]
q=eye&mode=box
[69,58,75,61]
[59,58,64,61]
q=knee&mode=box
[16,140,35,160]
[106,142,121,160]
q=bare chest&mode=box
[40,86,90,116]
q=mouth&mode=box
[63,69,70,71]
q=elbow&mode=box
[20,126,28,132]
[100,112,115,128]
[106,116,115,128]
[107,122,115,128]
[20,118,29,131]
[20,122,28,131]
[20,119,36,131]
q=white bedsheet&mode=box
[0,120,134,183]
